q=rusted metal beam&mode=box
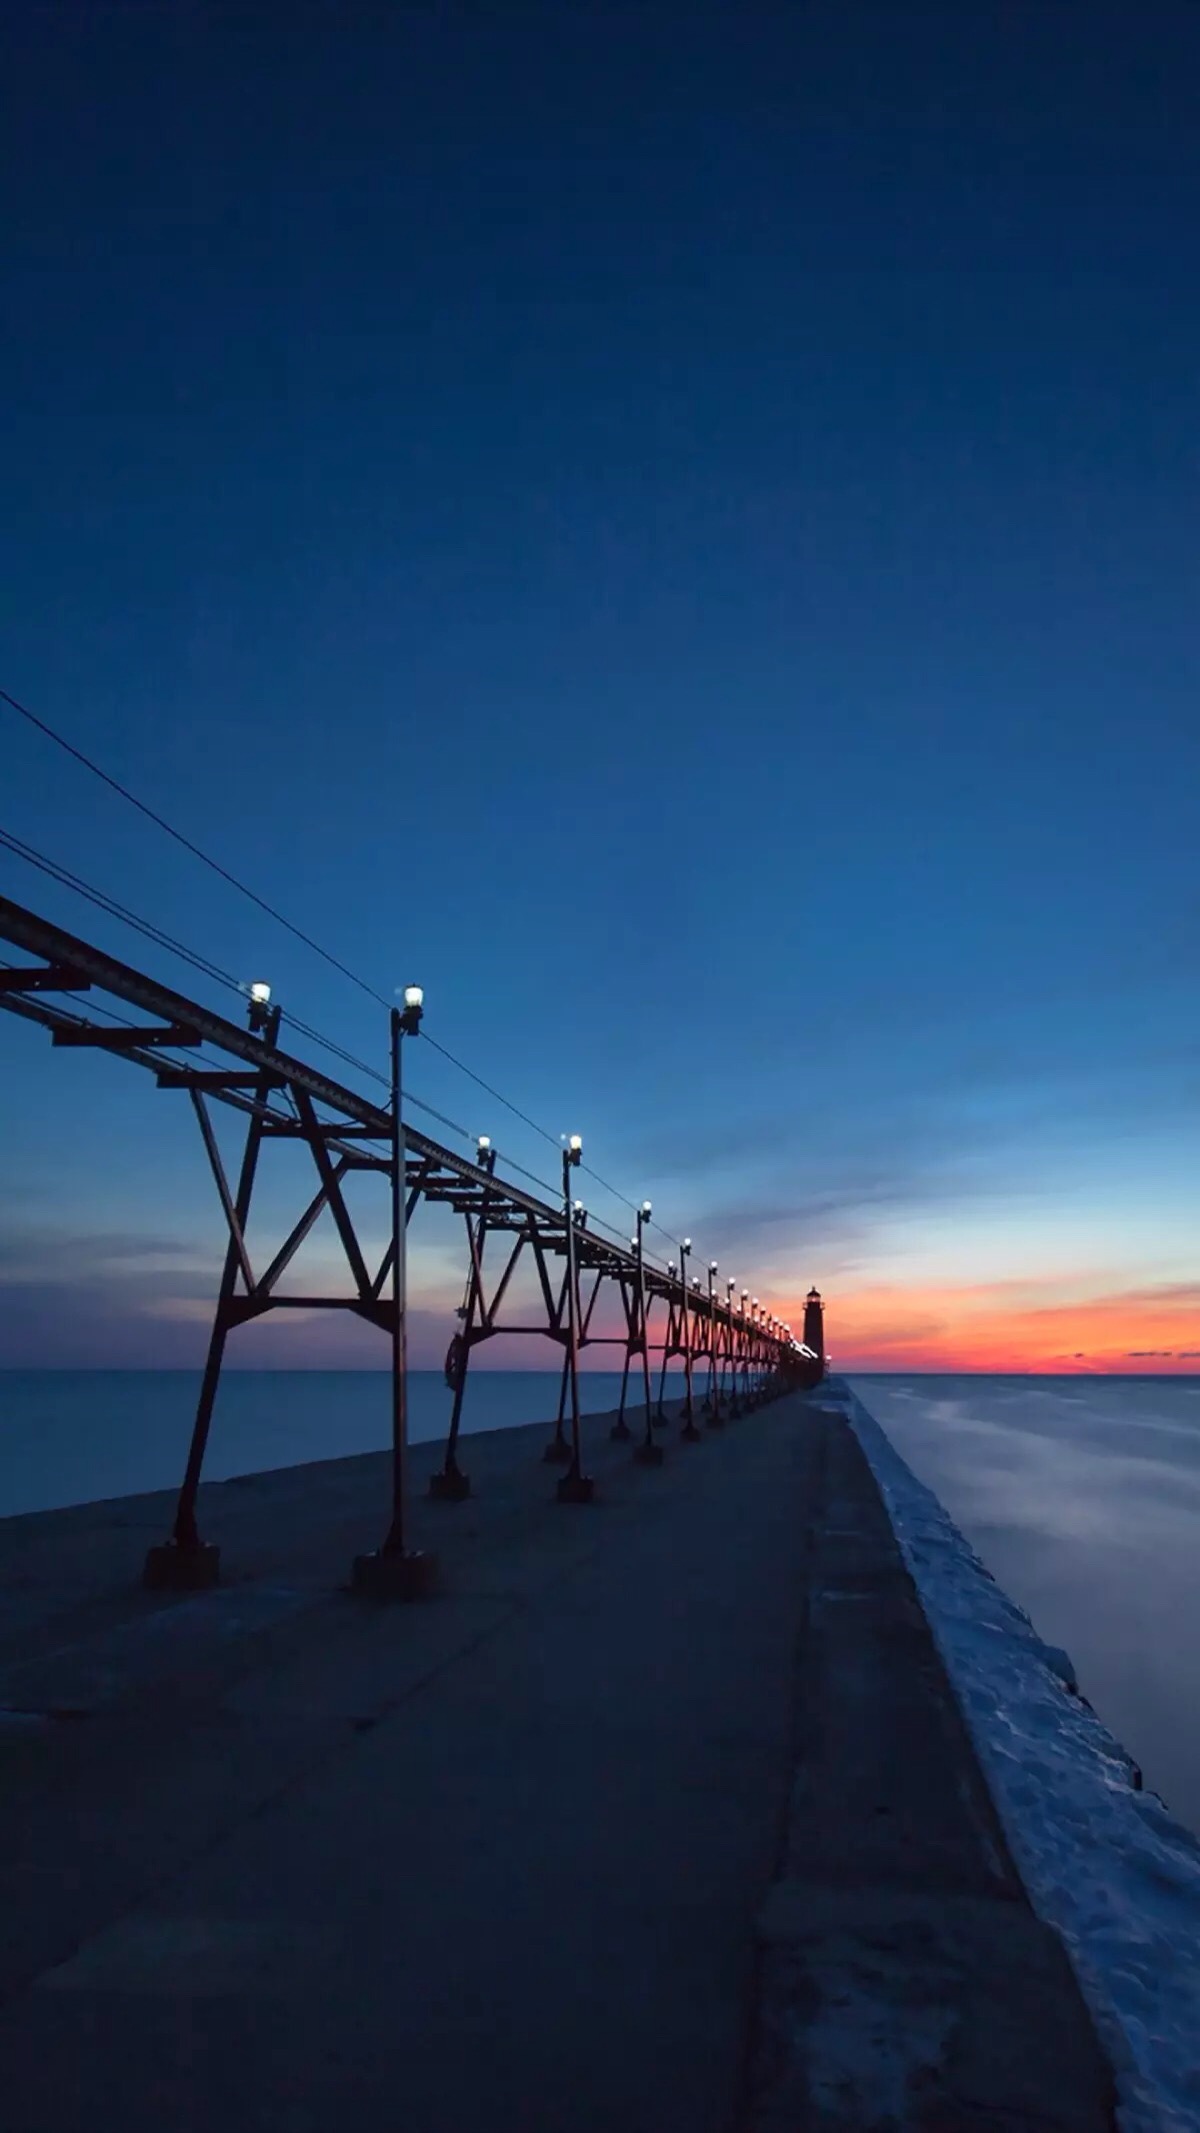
[54,1022,201,1049]
[0,963,90,993]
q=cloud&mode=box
[815,1273,1200,1375]
[0,1228,204,1276]
[0,1211,473,1371]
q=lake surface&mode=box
[2,1367,1197,1832]
[0,1368,654,1521]
[849,1373,1200,1835]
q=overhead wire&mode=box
[2,686,691,1247]
[0,827,470,1141]
[0,685,392,1011]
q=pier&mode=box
[0,1389,1113,2131]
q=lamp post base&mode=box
[429,1467,471,1502]
[555,1471,595,1504]
[351,1549,437,1601]
[706,1411,725,1431]
[609,1420,632,1442]
[633,1440,664,1467]
[542,1438,573,1465]
[143,1541,220,1592]
[681,1420,702,1442]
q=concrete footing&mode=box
[555,1470,595,1504]
[542,1439,572,1465]
[633,1441,665,1467]
[428,1467,471,1502]
[142,1540,220,1591]
[350,1549,438,1601]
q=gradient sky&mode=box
[2,3,1197,1374]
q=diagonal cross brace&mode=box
[293,1087,374,1300]
[190,1091,256,1292]
[254,1154,354,1299]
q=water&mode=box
[0,1368,653,1520]
[849,1374,1200,1833]
[2,1367,1198,1832]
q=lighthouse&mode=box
[802,1286,825,1367]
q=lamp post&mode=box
[679,1237,695,1431]
[555,1134,593,1503]
[353,985,437,1599]
[723,1278,736,1417]
[632,1200,663,1465]
[611,1230,639,1443]
[704,1261,722,1428]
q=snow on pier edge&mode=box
[823,1381,1200,2133]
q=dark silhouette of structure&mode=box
[0,891,814,1590]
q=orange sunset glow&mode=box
[778,1279,1200,1375]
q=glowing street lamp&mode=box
[246,980,277,1038]
[549,1133,591,1501]
[676,1238,696,1433]
[629,1194,661,1463]
[705,1260,722,1425]
[353,984,434,1598]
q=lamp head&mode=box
[397,984,424,1033]
[641,1199,652,1217]
[566,1134,583,1165]
[246,980,276,1035]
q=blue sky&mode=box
[2,3,1197,1370]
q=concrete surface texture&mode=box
[0,1392,1114,2131]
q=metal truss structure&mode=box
[0,892,823,1595]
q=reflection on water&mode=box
[850,1375,1200,1835]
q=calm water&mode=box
[849,1374,1200,1834]
[0,1369,654,1520]
[2,1368,1197,1831]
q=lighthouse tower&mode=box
[802,1286,825,1367]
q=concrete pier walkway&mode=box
[0,1394,1113,2131]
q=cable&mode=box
[419,1032,562,1150]
[2,688,687,1241]
[0,826,477,1142]
[0,827,243,995]
[1,685,392,1011]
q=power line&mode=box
[419,1032,562,1150]
[0,684,392,1011]
[2,686,689,1246]
[0,827,472,1141]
